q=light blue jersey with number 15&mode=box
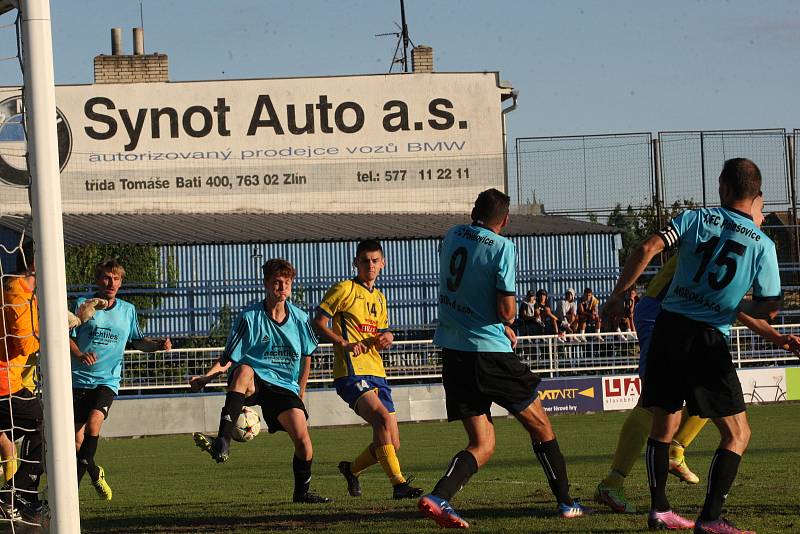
[658,207,781,336]
[434,223,516,352]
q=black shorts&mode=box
[243,375,307,434]
[0,388,43,439]
[441,348,541,422]
[73,386,117,423]
[641,310,745,418]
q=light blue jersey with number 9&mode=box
[658,207,781,336]
[433,224,516,352]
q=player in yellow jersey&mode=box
[313,240,422,500]
[595,193,800,514]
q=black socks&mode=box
[431,450,479,501]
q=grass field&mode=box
[76,403,800,533]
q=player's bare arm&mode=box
[189,359,232,392]
[312,312,368,355]
[70,338,97,366]
[736,298,781,321]
[131,337,172,353]
[298,356,311,400]
[497,293,517,348]
[737,312,800,354]
[374,331,394,350]
[607,234,665,315]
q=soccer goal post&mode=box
[19,0,81,531]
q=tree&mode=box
[607,198,698,264]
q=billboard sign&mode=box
[602,375,641,411]
[737,368,787,404]
[0,72,509,215]
[536,377,603,415]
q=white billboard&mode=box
[0,72,510,215]
[602,374,642,411]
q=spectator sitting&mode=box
[577,287,604,342]
[518,290,538,335]
[534,289,561,339]
[556,288,578,338]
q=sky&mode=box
[0,0,797,145]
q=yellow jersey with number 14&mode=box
[318,278,389,378]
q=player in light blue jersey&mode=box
[193,258,330,504]
[70,259,171,501]
[420,189,586,529]
[606,159,781,534]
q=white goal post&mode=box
[18,0,81,531]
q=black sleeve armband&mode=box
[656,225,680,250]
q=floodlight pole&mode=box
[19,0,81,532]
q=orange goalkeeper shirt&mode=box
[0,276,38,396]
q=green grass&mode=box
[77,403,800,533]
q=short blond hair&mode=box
[94,258,126,281]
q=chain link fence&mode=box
[515,133,653,214]
[515,128,800,265]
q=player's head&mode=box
[718,158,762,206]
[262,258,296,302]
[752,191,765,228]
[15,240,34,275]
[94,258,125,300]
[471,188,510,229]
[354,240,385,284]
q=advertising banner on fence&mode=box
[737,368,787,404]
[0,72,510,215]
[602,375,641,411]
[536,377,603,415]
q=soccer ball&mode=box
[232,406,261,442]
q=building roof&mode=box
[0,212,619,246]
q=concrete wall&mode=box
[101,384,510,438]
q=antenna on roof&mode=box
[375,0,415,73]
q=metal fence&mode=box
[515,133,654,214]
[515,128,800,266]
[658,129,790,209]
[118,325,800,391]
[516,128,796,215]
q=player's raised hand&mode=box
[375,331,394,350]
[162,337,172,351]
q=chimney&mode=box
[411,45,433,73]
[133,27,144,55]
[111,28,122,55]
[94,28,168,84]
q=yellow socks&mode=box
[602,405,652,486]
[670,408,708,461]
[375,444,405,486]
[351,445,378,476]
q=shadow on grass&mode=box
[82,502,650,533]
